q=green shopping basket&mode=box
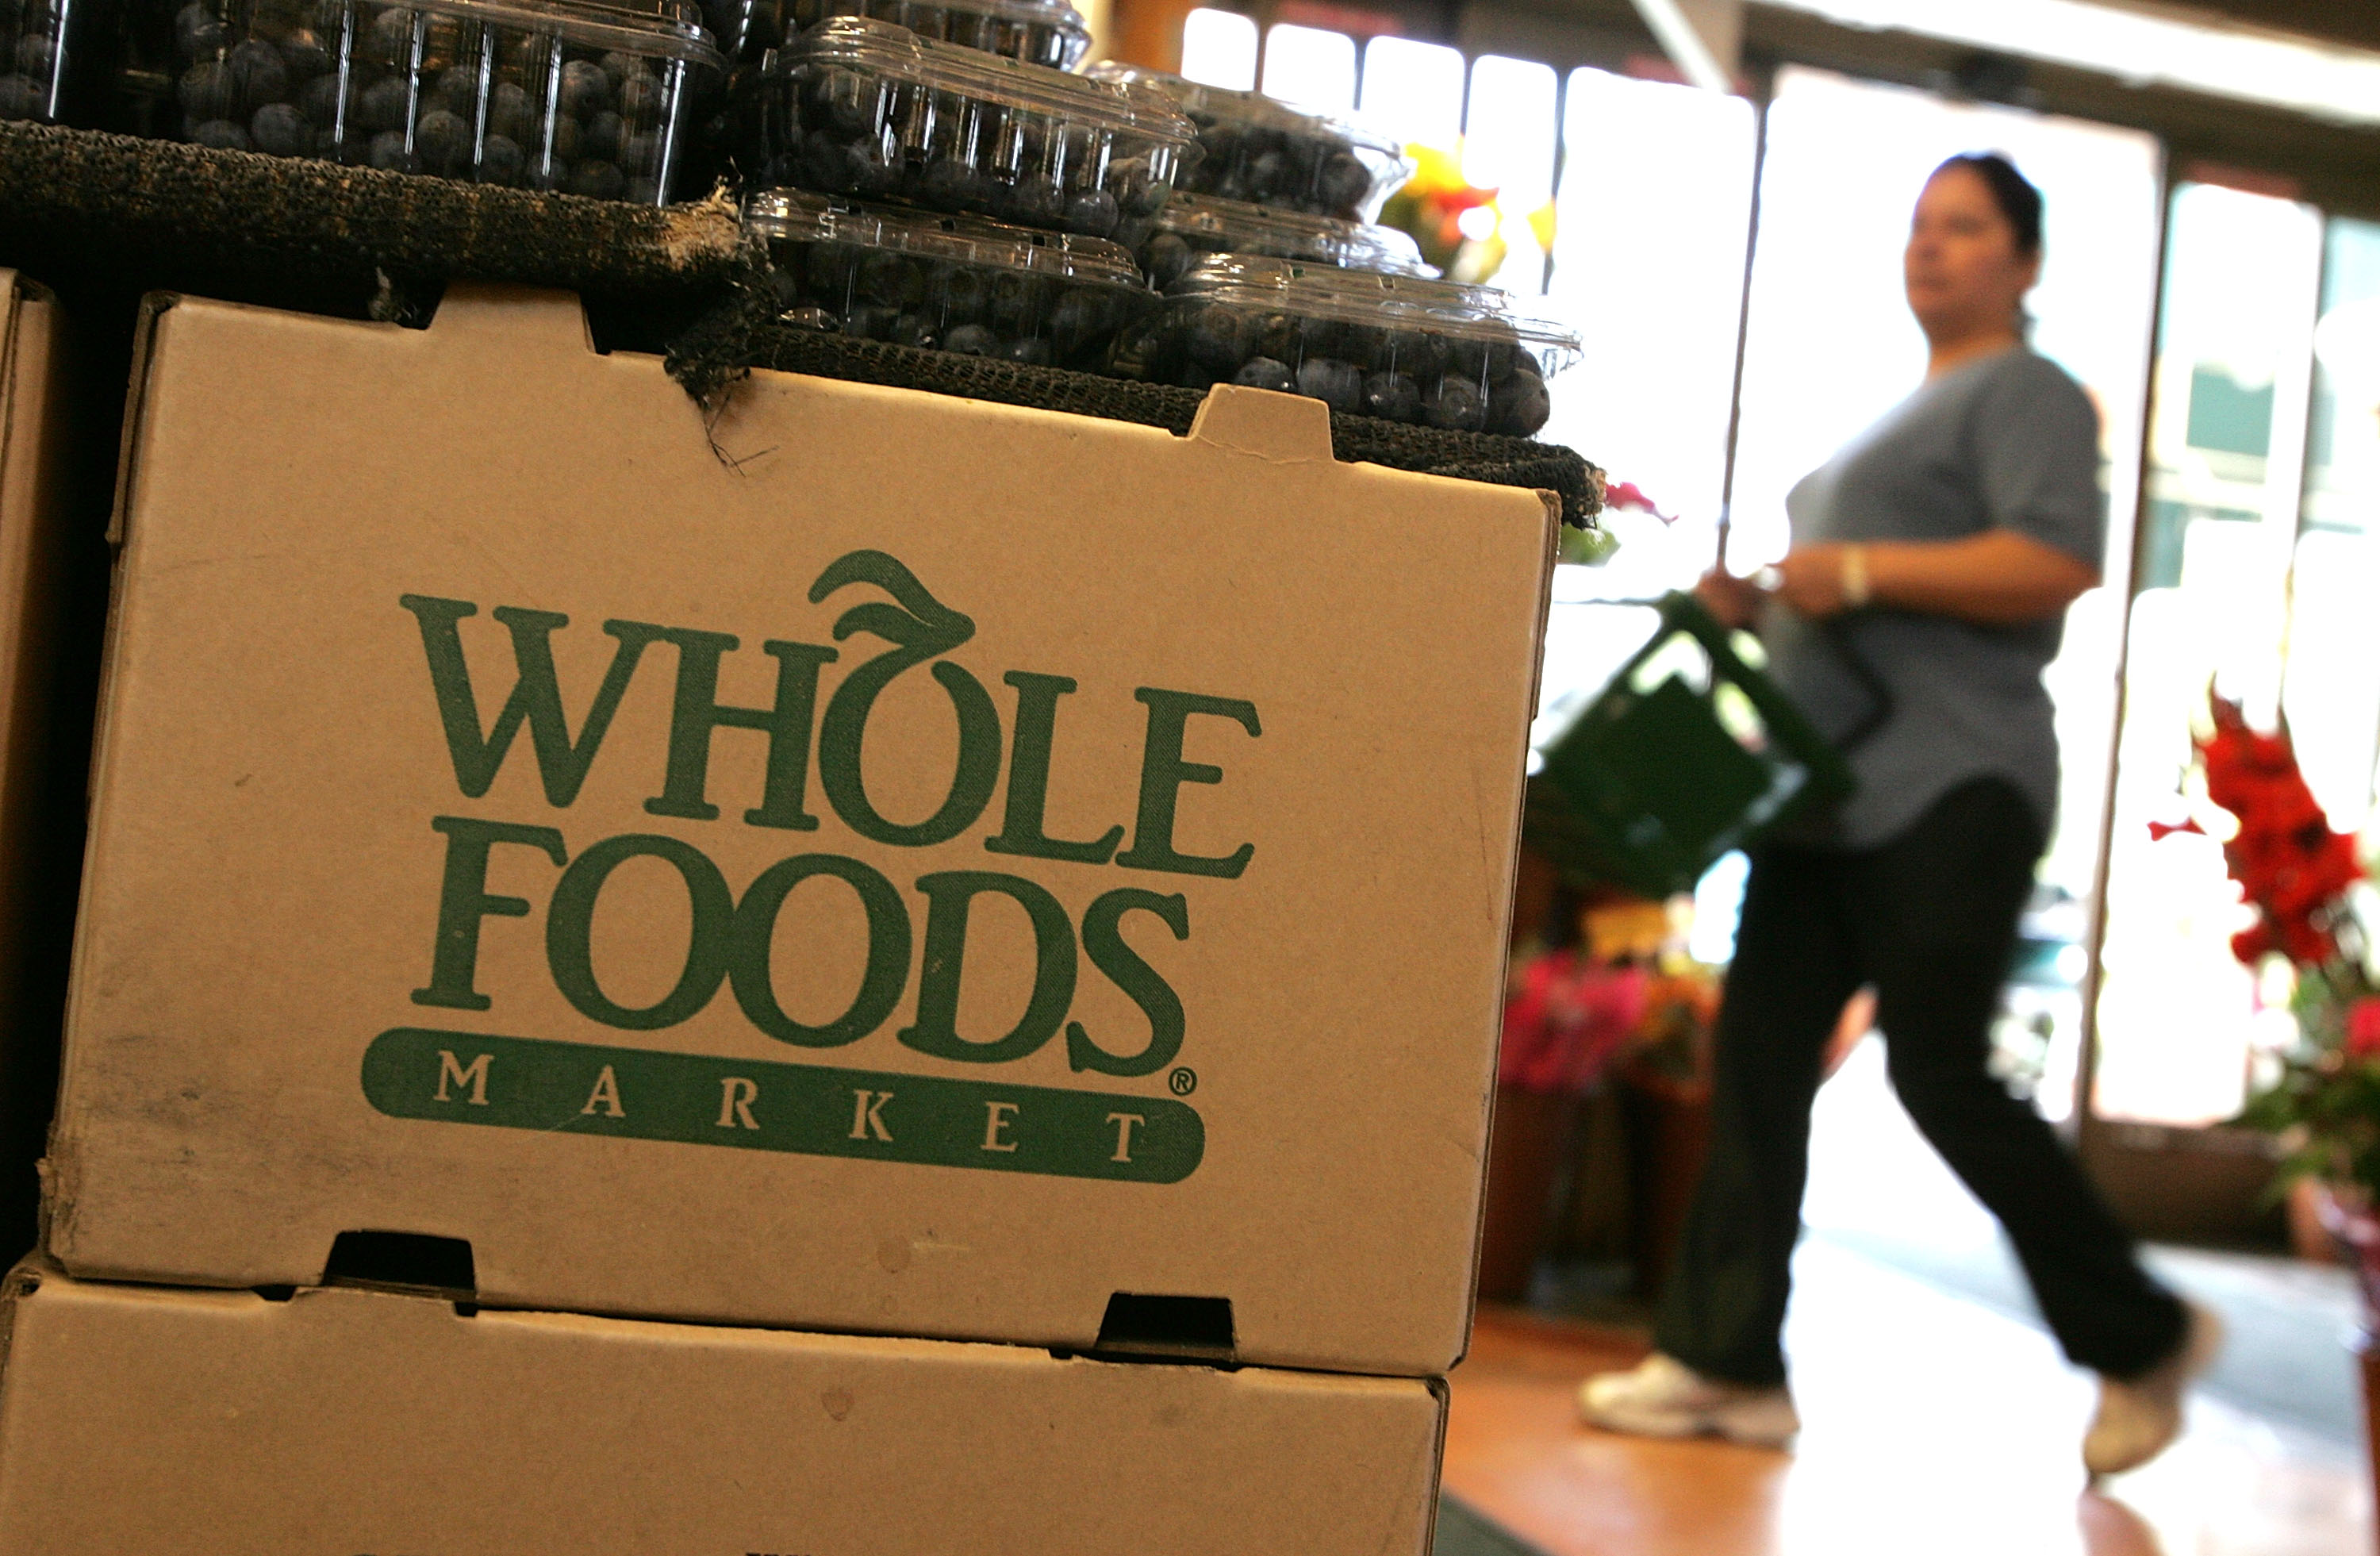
[1527,591,1864,898]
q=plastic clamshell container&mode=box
[745,188,1154,370]
[744,17,1196,239]
[134,0,726,202]
[0,0,67,121]
[1114,255,1581,436]
[1085,63,1407,221]
[1114,190,1430,287]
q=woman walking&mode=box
[1577,153,2219,1477]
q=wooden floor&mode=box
[1441,1239,2371,1556]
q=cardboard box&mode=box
[50,285,1556,1375]
[0,272,79,1259]
[0,1263,1446,1555]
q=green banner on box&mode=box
[362,1028,1203,1183]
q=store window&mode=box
[1178,7,1256,89]
[1358,36,1464,149]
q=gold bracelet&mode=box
[1841,544,1871,609]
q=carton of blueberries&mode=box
[1114,190,1430,289]
[127,0,725,202]
[1112,255,1580,436]
[746,188,1154,370]
[0,0,67,121]
[1085,64,1407,222]
[741,17,1196,239]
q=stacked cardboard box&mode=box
[0,282,1556,1551]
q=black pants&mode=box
[1653,778,2187,1386]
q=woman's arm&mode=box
[1767,529,2099,624]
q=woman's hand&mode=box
[1695,568,1766,631]
[1768,543,1856,618]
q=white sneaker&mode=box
[2082,1301,2225,1478]
[1576,1353,1801,1448]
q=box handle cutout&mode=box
[321,1231,477,1297]
[1093,1293,1234,1359]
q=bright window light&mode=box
[1462,55,1558,206]
[1179,8,1257,90]
[1360,36,1465,148]
[1261,24,1357,113]
[1774,0,2380,127]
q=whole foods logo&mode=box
[362,550,1253,1183]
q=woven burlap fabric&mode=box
[0,122,1602,522]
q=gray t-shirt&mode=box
[1762,347,2106,849]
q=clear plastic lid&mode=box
[401,0,728,63]
[1167,254,1583,375]
[1085,63,1409,216]
[773,17,1195,138]
[789,0,1089,67]
[746,189,1148,289]
[1130,192,1431,275]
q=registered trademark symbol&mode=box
[1169,1067,1197,1096]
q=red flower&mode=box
[2348,997,2380,1061]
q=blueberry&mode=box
[415,106,469,172]
[547,112,582,163]
[0,72,41,119]
[931,264,988,324]
[1232,356,1296,394]
[1143,232,1192,289]
[1048,290,1101,359]
[1295,357,1362,413]
[858,250,922,307]
[1316,148,1371,215]
[177,61,234,119]
[944,323,996,355]
[918,156,980,211]
[486,80,529,141]
[559,59,609,117]
[433,64,479,115]
[479,133,524,184]
[278,28,328,79]
[295,73,340,125]
[807,67,872,137]
[190,116,248,150]
[367,128,413,171]
[582,108,623,163]
[568,159,628,199]
[1386,328,1449,381]
[12,32,50,83]
[248,100,310,155]
[367,7,416,65]
[1245,148,1286,202]
[625,175,660,203]
[355,75,409,133]
[1000,178,1064,229]
[1187,304,1253,374]
[1115,156,1172,217]
[804,239,856,294]
[174,2,227,60]
[1488,373,1552,436]
[845,140,895,197]
[1363,371,1422,423]
[619,132,658,176]
[889,313,937,350]
[616,71,662,122]
[1422,377,1486,432]
[1064,187,1117,237]
[1006,336,1053,367]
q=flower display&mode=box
[2171,692,2380,1198]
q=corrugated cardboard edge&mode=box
[1449,496,1561,1374]
[34,290,179,1265]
